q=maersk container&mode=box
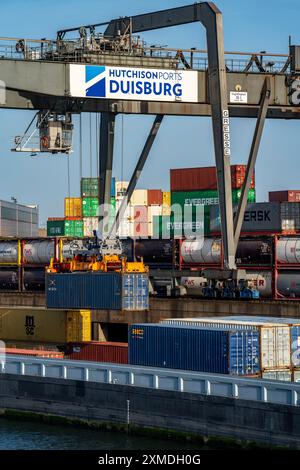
[233,316,300,368]
[129,323,260,375]
[161,317,291,369]
[46,272,149,311]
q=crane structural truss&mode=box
[0,2,300,275]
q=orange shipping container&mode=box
[170,164,255,191]
[65,198,82,218]
[147,189,163,205]
[66,341,128,364]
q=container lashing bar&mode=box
[234,77,271,249]
[108,115,164,238]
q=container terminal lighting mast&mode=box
[0,1,300,283]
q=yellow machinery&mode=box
[47,254,148,274]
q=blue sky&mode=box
[0,0,300,225]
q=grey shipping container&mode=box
[280,202,300,230]
[210,202,281,233]
[129,323,260,375]
[46,272,149,311]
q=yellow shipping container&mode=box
[0,307,91,343]
[163,191,171,206]
[66,310,91,342]
[65,198,82,217]
[162,206,171,216]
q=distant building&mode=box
[0,200,38,237]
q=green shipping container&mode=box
[82,198,99,217]
[81,178,100,198]
[153,212,210,239]
[47,220,84,237]
[171,189,256,208]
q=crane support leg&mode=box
[98,112,116,235]
[103,3,235,268]
[109,114,163,237]
[234,77,271,248]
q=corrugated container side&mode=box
[210,202,281,233]
[147,190,163,205]
[269,191,300,203]
[171,189,256,209]
[170,165,255,191]
[46,272,148,311]
[66,341,128,364]
[65,198,82,218]
[161,318,291,369]
[82,198,99,217]
[262,370,292,381]
[131,189,148,206]
[162,191,171,206]
[81,178,100,198]
[0,308,68,343]
[128,324,259,375]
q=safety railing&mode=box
[1,354,300,407]
[0,37,291,74]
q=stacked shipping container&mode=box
[161,316,300,381]
[152,164,256,239]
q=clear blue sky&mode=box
[0,0,300,226]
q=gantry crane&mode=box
[0,2,299,282]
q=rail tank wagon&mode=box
[181,238,273,266]
[276,238,300,264]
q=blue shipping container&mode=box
[129,324,260,375]
[111,177,116,197]
[46,272,149,311]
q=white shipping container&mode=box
[115,181,129,198]
[83,217,98,237]
[115,200,134,237]
[160,317,291,369]
[131,189,148,206]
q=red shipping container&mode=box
[147,189,163,205]
[269,190,300,203]
[170,165,255,191]
[66,341,128,364]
